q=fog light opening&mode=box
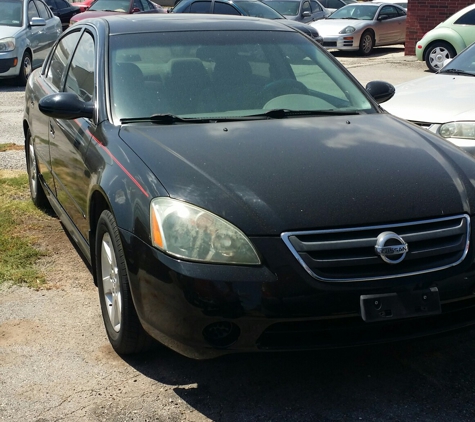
[202,321,240,348]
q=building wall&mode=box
[405,0,474,55]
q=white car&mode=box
[0,0,62,84]
[383,42,475,156]
[310,2,406,55]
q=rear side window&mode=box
[35,0,52,18]
[455,9,475,25]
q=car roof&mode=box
[86,13,294,35]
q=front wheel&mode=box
[17,51,32,86]
[359,31,374,56]
[425,41,456,72]
[96,210,153,355]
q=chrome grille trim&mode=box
[281,215,470,282]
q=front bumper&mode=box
[121,230,475,359]
[0,55,19,78]
[321,34,359,51]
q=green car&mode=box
[415,3,475,72]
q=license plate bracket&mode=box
[360,287,441,322]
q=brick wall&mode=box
[405,0,474,55]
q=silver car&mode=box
[311,2,406,55]
[383,42,475,157]
[0,0,62,84]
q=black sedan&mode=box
[24,14,475,359]
[44,0,81,29]
[171,0,323,43]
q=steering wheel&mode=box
[259,79,308,107]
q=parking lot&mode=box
[2,48,475,422]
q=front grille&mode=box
[256,295,475,350]
[323,41,337,47]
[282,215,470,282]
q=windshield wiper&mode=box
[249,109,361,119]
[120,114,214,125]
[439,68,475,76]
[120,109,360,125]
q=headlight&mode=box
[150,197,261,265]
[339,26,355,34]
[438,121,475,140]
[0,37,15,52]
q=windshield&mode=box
[329,4,378,20]
[0,0,23,27]
[88,0,130,12]
[440,44,475,76]
[262,1,300,16]
[233,1,284,19]
[109,30,375,122]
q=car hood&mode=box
[383,74,475,124]
[118,114,472,235]
[311,18,368,34]
[0,26,22,38]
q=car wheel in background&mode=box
[26,129,50,209]
[96,210,153,355]
[425,41,456,73]
[18,51,32,86]
[359,30,374,56]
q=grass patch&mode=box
[0,143,24,152]
[0,171,47,287]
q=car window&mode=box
[35,0,53,18]
[89,0,131,12]
[328,0,341,9]
[455,9,475,25]
[214,3,241,15]
[65,32,95,102]
[45,31,82,90]
[57,0,71,7]
[189,1,211,12]
[262,1,299,16]
[379,5,398,19]
[302,1,311,13]
[233,0,283,18]
[310,1,322,12]
[329,4,378,20]
[28,0,40,21]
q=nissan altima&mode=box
[24,14,475,359]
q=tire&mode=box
[26,129,50,209]
[17,51,32,86]
[359,31,374,56]
[425,41,456,73]
[96,210,153,355]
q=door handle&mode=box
[49,121,55,138]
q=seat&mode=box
[210,56,259,111]
[112,62,166,118]
[167,58,212,115]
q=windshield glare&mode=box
[0,1,23,27]
[329,4,378,19]
[262,1,300,16]
[109,30,374,121]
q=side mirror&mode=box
[377,14,389,21]
[30,17,46,26]
[365,80,395,104]
[131,7,141,12]
[39,92,94,120]
[302,11,311,17]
